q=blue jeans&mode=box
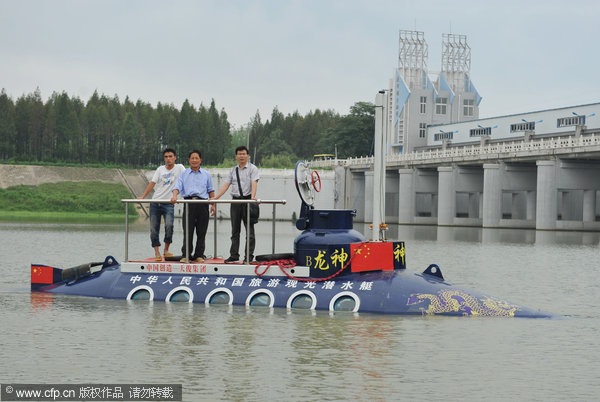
[150,203,175,248]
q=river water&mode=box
[1,220,599,401]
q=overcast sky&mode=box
[1,0,599,127]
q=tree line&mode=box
[0,88,375,168]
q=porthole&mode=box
[127,285,154,301]
[291,294,313,309]
[246,289,275,307]
[170,290,190,302]
[333,296,356,311]
[209,292,230,304]
[286,290,317,310]
[205,288,233,305]
[131,289,151,300]
[166,286,193,303]
[329,291,360,312]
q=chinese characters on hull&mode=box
[129,274,374,292]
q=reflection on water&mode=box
[29,292,54,311]
[133,302,406,400]
[1,221,599,400]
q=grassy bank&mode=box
[0,210,130,223]
[0,182,137,222]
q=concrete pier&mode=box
[339,156,600,231]
[536,161,557,230]
[482,164,502,227]
[398,169,415,224]
[437,167,455,226]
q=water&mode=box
[1,220,599,401]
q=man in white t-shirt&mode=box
[138,148,185,261]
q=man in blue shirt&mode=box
[170,150,215,263]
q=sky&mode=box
[1,0,599,128]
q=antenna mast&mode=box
[441,33,471,92]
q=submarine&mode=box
[30,92,554,318]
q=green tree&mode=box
[29,89,46,161]
[219,108,232,155]
[329,101,375,158]
[135,99,159,166]
[196,103,210,158]
[202,99,230,165]
[105,95,123,164]
[260,128,295,161]
[0,87,376,167]
[297,109,339,159]
[178,99,196,154]
[157,102,179,152]
[54,92,81,161]
[0,89,17,160]
[71,96,85,163]
[42,94,58,161]
[247,111,263,164]
[15,94,32,159]
[121,111,140,165]
[256,106,286,164]
[83,90,103,163]
[227,125,249,156]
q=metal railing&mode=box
[309,132,600,167]
[121,198,287,262]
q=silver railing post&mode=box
[125,202,129,262]
[213,202,218,258]
[185,203,190,262]
[246,202,251,262]
[271,203,276,253]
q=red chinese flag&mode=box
[350,242,394,272]
[31,265,55,284]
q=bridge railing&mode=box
[309,133,599,168]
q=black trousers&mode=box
[181,202,209,259]
[229,202,255,260]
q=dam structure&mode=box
[315,101,600,232]
[309,29,600,232]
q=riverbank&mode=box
[0,164,338,222]
[0,164,154,221]
[0,210,128,223]
[0,181,137,222]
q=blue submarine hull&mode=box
[31,255,553,318]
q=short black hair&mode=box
[189,149,202,158]
[235,146,249,154]
[163,148,176,156]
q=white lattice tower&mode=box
[398,30,428,89]
[441,33,471,92]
